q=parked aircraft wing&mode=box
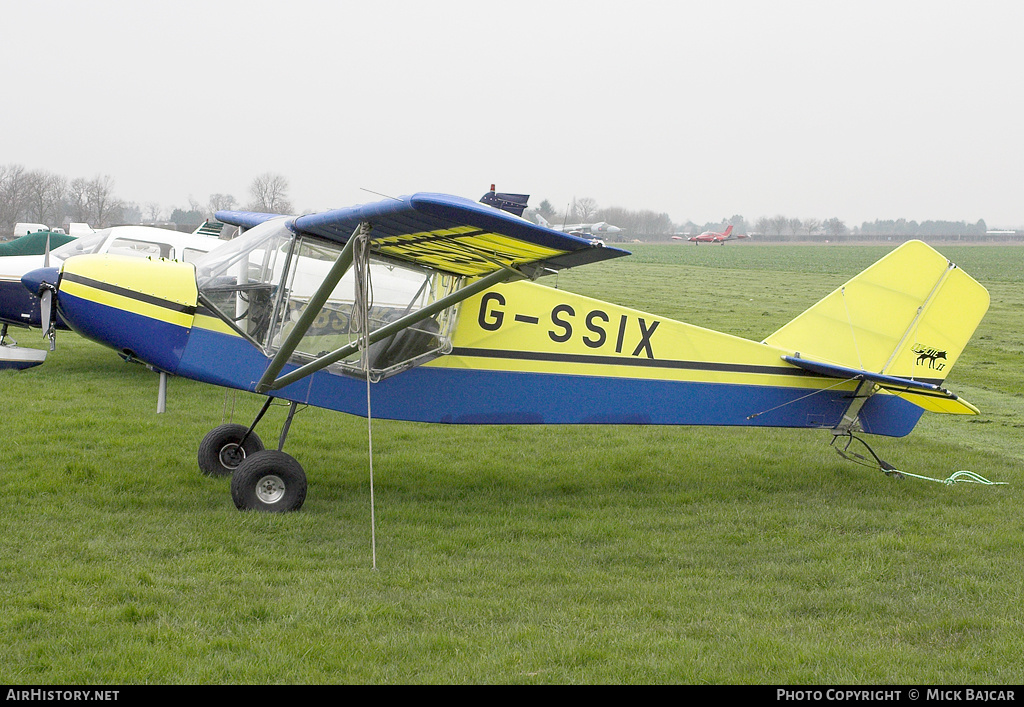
[218,193,629,279]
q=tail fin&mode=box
[192,219,226,238]
[723,224,733,237]
[765,240,989,415]
[535,213,552,228]
[479,186,530,217]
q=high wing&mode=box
[214,192,630,394]
[218,192,628,279]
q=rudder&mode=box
[764,240,988,387]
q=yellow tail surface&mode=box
[764,240,989,412]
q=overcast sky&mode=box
[3,0,1022,228]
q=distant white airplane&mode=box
[535,213,621,239]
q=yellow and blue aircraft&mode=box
[22,191,989,512]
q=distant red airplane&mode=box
[672,224,750,245]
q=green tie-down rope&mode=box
[832,433,1008,486]
[884,468,1008,486]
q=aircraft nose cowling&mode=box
[21,266,61,296]
[52,254,200,374]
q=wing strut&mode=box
[255,223,366,393]
[256,244,520,394]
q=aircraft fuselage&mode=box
[38,237,921,436]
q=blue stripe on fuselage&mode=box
[180,324,923,436]
[0,279,45,328]
[57,291,190,372]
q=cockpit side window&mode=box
[269,236,457,379]
[194,220,459,378]
[51,230,110,263]
[107,238,170,258]
[194,218,294,343]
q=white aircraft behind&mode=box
[1,222,232,339]
[535,214,621,239]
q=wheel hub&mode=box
[218,443,245,470]
[255,475,286,504]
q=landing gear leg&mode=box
[218,398,308,512]
[278,400,298,451]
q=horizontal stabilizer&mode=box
[783,355,979,415]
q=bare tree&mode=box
[573,197,599,221]
[768,216,789,235]
[632,210,673,236]
[247,172,293,213]
[726,214,749,233]
[24,170,67,227]
[0,163,30,234]
[67,178,91,223]
[120,202,142,224]
[65,175,121,227]
[803,218,822,236]
[208,193,236,214]
[86,175,121,227]
[823,217,848,236]
[590,205,673,239]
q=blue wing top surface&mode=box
[217,192,629,277]
[214,210,283,230]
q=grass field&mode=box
[1,244,1021,684]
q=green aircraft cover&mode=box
[0,231,77,256]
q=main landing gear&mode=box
[197,397,308,512]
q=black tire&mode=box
[231,450,307,512]
[197,423,265,477]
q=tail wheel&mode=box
[197,423,265,477]
[231,450,307,512]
